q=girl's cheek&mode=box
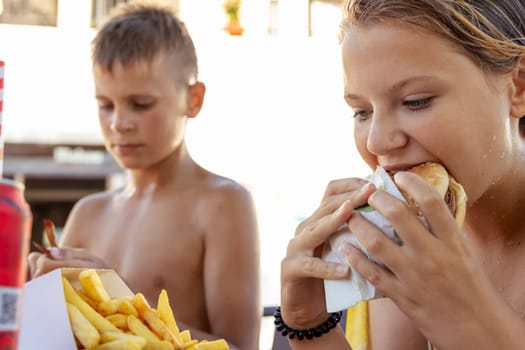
[355,137,376,168]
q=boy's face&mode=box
[342,21,517,205]
[93,57,192,170]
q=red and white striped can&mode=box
[0,60,4,118]
[0,60,4,177]
[0,179,32,350]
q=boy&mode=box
[28,2,261,349]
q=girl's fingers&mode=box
[393,171,460,243]
[367,188,437,254]
[298,181,376,237]
[281,253,350,280]
[339,241,398,295]
[293,181,375,247]
[291,199,355,252]
[347,211,406,273]
[321,177,370,202]
[308,178,373,222]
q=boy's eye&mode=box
[133,102,153,110]
[404,96,433,110]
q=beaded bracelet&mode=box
[273,306,343,340]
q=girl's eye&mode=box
[404,96,433,110]
[98,103,113,112]
[352,109,372,121]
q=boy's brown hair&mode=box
[91,0,198,85]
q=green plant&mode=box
[224,0,241,22]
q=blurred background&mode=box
[0,0,370,348]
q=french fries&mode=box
[79,269,111,303]
[66,302,100,349]
[32,218,59,259]
[63,269,230,350]
[31,219,58,260]
[43,218,58,247]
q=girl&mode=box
[279,1,525,349]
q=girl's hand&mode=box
[343,171,518,349]
[28,247,111,279]
[280,177,375,329]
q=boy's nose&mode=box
[110,111,135,133]
[366,114,408,156]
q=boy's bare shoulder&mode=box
[67,189,123,226]
[188,171,256,225]
[61,189,121,246]
[197,172,253,204]
[73,189,117,212]
[192,171,258,240]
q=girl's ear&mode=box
[510,57,525,119]
[186,82,206,118]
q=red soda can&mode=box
[0,179,32,350]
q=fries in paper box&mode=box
[19,269,229,350]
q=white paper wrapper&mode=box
[323,167,413,312]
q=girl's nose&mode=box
[366,112,408,156]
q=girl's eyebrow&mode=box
[389,75,437,91]
[344,75,440,101]
[344,93,361,101]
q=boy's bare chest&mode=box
[82,197,207,299]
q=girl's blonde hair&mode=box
[340,0,525,132]
[341,0,525,74]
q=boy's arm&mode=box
[59,196,93,247]
[28,195,111,278]
[203,184,261,350]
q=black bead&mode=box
[313,328,323,337]
[305,330,314,340]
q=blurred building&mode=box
[0,0,346,230]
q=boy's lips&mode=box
[112,143,143,153]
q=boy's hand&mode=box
[28,247,111,279]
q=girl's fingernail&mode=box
[394,171,408,183]
[359,182,373,194]
[337,200,351,213]
[339,242,352,256]
[335,264,349,275]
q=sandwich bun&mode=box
[392,162,467,226]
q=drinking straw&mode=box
[0,60,4,178]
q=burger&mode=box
[391,162,467,226]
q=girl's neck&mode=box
[464,171,525,250]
